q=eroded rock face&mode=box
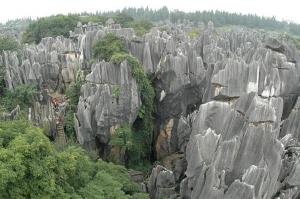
[75,60,141,154]
[148,165,176,199]
[74,24,207,158]
[3,36,79,91]
[148,24,300,199]
[4,20,300,199]
[181,94,284,199]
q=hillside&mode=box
[1,8,300,199]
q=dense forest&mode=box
[1,7,300,39]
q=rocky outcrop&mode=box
[1,36,80,141]
[0,105,20,121]
[180,94,285,199]
[281,98,300,140]
[75,60,141,154]
[4,19,300,199]
[2,36,79,91]
[149,24,300,199]
[148,165,176,199]
[73,23,207,158]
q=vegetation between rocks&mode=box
[93,33,155,168]
[0,119,148,198]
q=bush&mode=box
[0,35,20,51]
[113,13,134,28]
[65,78,82,137]
[1,84,38,111]
[79,15,108,25]
[187,28,200,39]
[93,33,126,61]
[130,19,153,36]
[22,15,79,44]
[112,85,120,99]
[110,125,134,165]
[0,119,149,198]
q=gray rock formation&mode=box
[75,60,141,154]
[4,19,300,199]
[2,36,79,91]
[153,25,300,199]
[145,23,300,199]
[0,105,20,121]
[148,165,176,199]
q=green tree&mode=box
[110,125,134,166]
[0,35,20,51]
[0,119,149,198]
[1,84,37,111]
[22,15,79,44]
[113,13,134,27]
[65,78,82,137]
[93,33,126,61]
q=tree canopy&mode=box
[0,119,149,198]
[22,15,79,44]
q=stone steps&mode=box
[56,122,66,145]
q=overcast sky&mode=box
[0,0,299,24]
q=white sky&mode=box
[0,0,299,24]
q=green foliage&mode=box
[0,119,30,147]
[187,28,200,39]
[113,13,134,28]
[95,159,141,195]
[79,171,129,199]
[65,78,82,137]
[0,120,148,198]
[110,125,134,165]
[111,52,128,64]
[79,15,108,25]
[289,36,300,53]
[112,85,120,99]
[93,33,126,61]
[0,35,20,51]
[1,84,37,111]
[120,7,300,36]
[22,15,79,44]
[130,19,153,36]
[132,193,151,199]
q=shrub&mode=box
[130,19,153,36]
[113,13,134,28]
[65,78,82,137]
[0,119,149,198]
[110,125,134,165]
[92,33,126,61]
[112,85,120,99]
[0,35,20,51]
[22,15,79,44]
[187,28,200,39]
[1,84,38,111]
[79,15,108,25]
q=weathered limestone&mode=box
[2,36,79,91]
[148,165,176,199]
[75,60,141,154]
[4,20,300,199]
